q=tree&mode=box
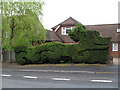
[1,1,44,17]
[1,1,46,50]
[0,6,2,62]
[1,1,46,62]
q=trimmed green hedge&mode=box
[14,24,111,65]
[15,42,71,64]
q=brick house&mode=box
[85,24,120,58]
[48,17,120,58]
[51,17,80,44]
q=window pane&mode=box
[112,43,118,51]
[66,27,72,34]
[62,27,66,35]
[117,29,120,32]
[62,27,75,35]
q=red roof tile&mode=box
[52,17,81,30]
[46,30,63,42]
[85,24,119,42]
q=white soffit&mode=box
[54,25,61,32]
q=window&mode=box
[61,27,74,35]
[62,27,66,35]
[117,29,120,32]
[112,43,118,51]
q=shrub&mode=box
[14,24,111,65]
[14,46,28,65]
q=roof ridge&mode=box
[60,17,80,25]
[58,17,73,25]
[54,32,64,42]
[85,23,119,26]
[52,17,81,30]
[69,17,81,24]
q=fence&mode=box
[2,49,16,63]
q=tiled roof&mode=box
[52,17,81,30]
[51,17,119,42]
[46,30,63,42]
[85,24,119,42]
[49,23,119,43]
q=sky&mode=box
[42,0,119,30]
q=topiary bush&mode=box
[68,24,111,64]
[14,24,111,65]
[14,46,28,65]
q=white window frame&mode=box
[117,28,120,32]
[61,27,74,35]
[112,43,118,51]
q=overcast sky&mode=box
[42,0,119,30]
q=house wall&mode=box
[85,24,119,58]
[55,24,119,58]
[56,25,76,43]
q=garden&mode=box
[14,24,111,65]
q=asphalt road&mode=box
[1,64,119,88]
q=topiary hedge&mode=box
[14,24,111,65]
[14,42,72,64]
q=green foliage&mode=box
[68,24,111,63]
[1,2,44,17]
[2,1,46,50]
[15,24,111,65]
[68,24,86,42]
[2,14,46,50]
[14,46,28,65]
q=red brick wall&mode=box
[55,25,120,58]
[56,25,76,43]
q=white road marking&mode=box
[1,74,11,77]
[90,80,112,83]
[20,70,95,74]
[62,71,95,73]
[51,78,70,81]
[23,76,38,79]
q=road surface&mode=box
[1,64,118,88]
